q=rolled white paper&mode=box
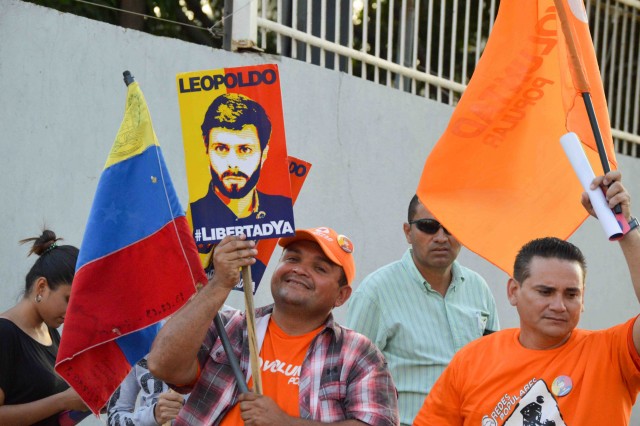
[560,132,622,240]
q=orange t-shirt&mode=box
[220,318,323,425]
[414,318,640,426]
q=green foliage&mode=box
[25,0,224,48]
[26,0,121,24]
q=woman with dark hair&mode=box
[0,230,88,425]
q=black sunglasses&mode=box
[409,218,450,235]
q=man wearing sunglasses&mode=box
[347,195,499,426]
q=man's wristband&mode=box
[629,216,639,232]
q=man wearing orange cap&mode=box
[148,227,399,426]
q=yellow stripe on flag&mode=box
[105,82,159,169]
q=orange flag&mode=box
[417,0,616,274]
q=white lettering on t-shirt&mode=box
[259,357,302,385]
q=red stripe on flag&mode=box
[56,340,131,412]
[56,218,205,410]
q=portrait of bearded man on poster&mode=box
[189,92,294,255]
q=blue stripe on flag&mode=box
[77,146,184,269]
[115,322,162,366]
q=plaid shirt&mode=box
[173,305,399,425]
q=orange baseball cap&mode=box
[278,227,356,285]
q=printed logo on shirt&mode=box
[482,380,567,426]
[259,356,302,385]
[502,380,566,425]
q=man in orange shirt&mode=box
[149,227,399,426]
[414,171,640,425]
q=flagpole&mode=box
[242,265,263,394]
[581,92,611,173]
[552,0,621,213]
[123,70,135,86]
[214,314,250,393]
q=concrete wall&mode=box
[2,0,640,421]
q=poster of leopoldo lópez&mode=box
[176,64,295,266]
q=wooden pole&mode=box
[242,265,262,394]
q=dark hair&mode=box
[408,194,422,222]
[513,237,586,283]
[338,270,348,287]
[20,230,79,295]
[201,93,272,150]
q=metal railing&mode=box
[238,0,640,156]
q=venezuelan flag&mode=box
[55,76,207,413]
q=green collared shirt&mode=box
[346,249,499,426]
